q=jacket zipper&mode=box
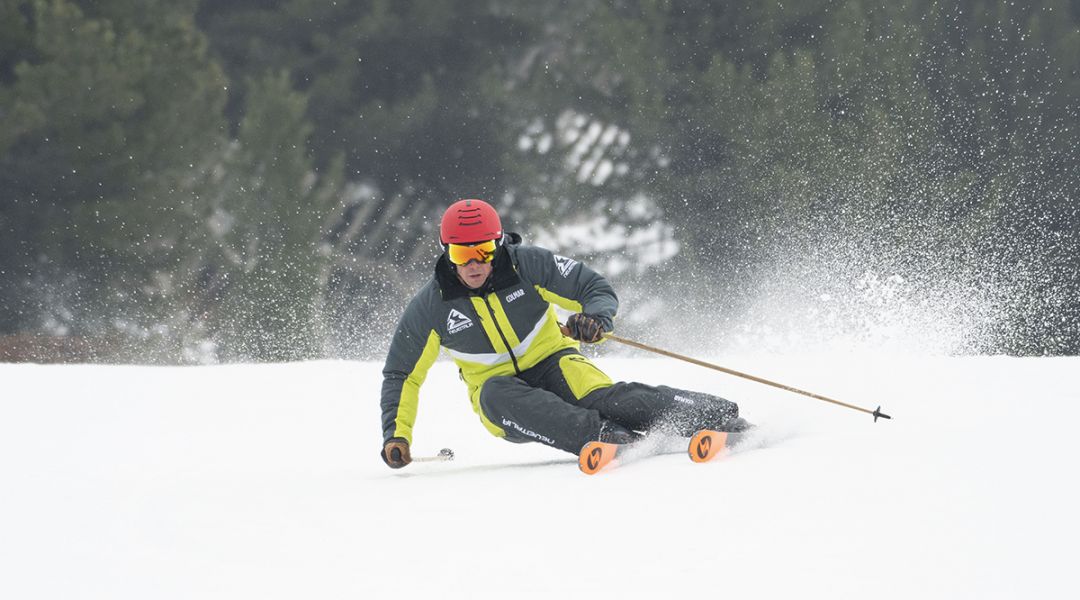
[479,294,521,374]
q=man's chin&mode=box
[455,268,490,289]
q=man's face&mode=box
[456,259,493,289]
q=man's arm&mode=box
[515,245,618,332]
[380,291,442,461]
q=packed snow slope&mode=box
[2,356,1077,599]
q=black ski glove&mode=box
[381,437,411,469]
[567,313,606,343]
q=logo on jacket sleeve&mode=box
[554,255,579,278]
[447,309,474,334]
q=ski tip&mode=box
[688,430,729,463]
[579,441,619,475]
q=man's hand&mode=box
[566,313,606,343]
[381,437,412,469]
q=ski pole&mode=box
[411,448,455,463]
[563,324,891,422]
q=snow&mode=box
[2,356,1078,599]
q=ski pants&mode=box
[478,349,739,454]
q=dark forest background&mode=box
[1,0,1078,362]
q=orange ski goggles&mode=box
[446,239,498,265]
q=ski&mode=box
[577,436,684,475]
[688,429,741,463]
[578,440,620,475]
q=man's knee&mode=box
[478,375,522,416]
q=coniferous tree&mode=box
[0,0,228,354]
[195,71,343,361]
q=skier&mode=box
[380,199,750,468]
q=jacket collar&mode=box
[435,234,522,300]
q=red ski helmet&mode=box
[440,199,503,244]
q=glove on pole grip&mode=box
[566,313,604,343]
[381,438,412,468]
